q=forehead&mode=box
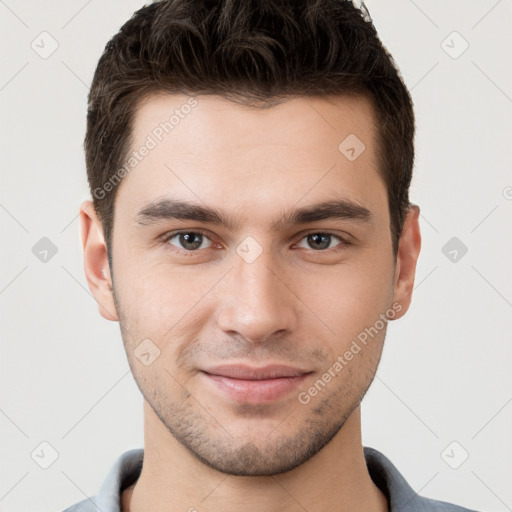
[116,92,385,225]
[131,92,377,156]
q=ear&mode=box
[391,204,421,320]
[79,200,119,321]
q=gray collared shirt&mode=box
[61,447,478,512]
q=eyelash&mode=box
[160,229,351,255]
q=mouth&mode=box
[200,364,313,403]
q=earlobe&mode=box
[391,204,422,320]
[79,200,119,322]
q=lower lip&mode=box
[201,371,311,403]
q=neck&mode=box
[123,402,387,512]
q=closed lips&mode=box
[202,364,312,380]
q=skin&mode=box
[80,92,421,512]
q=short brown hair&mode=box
[85,0,415,269]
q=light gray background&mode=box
[1,1,511,511]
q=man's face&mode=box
[105,93,408,476]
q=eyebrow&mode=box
[134,197,372,231]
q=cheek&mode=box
[113,258,219,346]
[114,243,188,308]
[298,258,394,350]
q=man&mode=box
[64,0,478,510]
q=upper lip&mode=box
[202,364,311,380]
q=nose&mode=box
[215,246,298,344]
